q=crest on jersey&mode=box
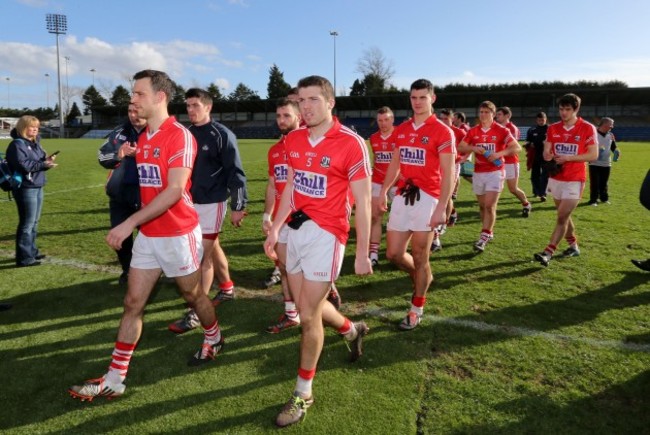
[153,148,160,158]
[144,151,149,159]
[320,156,331,168]
[421,136,429,145]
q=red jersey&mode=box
[368,129,397,184]
[449,124,467,164]
[503,121,520,164]
[136,116,198,237]
[464,122,515,173]
[285,117,371,244]
[546,117,597,182]
[394,114,455,198]
[267,136,289,219]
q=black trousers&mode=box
[108,186,140,273]
[589,165,611,203]
[530,158,549,198]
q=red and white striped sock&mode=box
[565,235,577,248]
[219,280,234,294]
[544,244,557,256]
[284,299,299,321]
[203,320,221,345]
[105,341,136,385]
[337,317,357,341]
[411,295,426,316]
[295,367,316,398]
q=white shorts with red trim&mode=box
[131,225,202,277]
[546,178,585,200]
[195,201,227,235]
[472,171,505,195]
[504,163,520,180]
[387,189,439,232]
[278,222,290,245]
[286,220,345,282]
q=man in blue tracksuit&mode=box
[168,87,247,334]
[98,104,146,285]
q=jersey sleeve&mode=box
[168,128,197,169]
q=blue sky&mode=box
[1,0,650,109]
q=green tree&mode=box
[82,85,108,114]
[207,83,224,101]
[349,79,365,97]
[171,82,186,104]
[66,101,82,125]
[228,83,261,101]
[110,85,131,106]
[266,64,291,100]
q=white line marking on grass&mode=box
[365,306,650,353]
[44,184,105,196]
[2,249,648,353]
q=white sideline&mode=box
[1,249,648,353]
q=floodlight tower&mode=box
[329,31,339,97]
[46,13,67,138]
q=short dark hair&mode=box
[440,108,453,117]
[536,112,547,119]
[377,106,394,116]
[497,106,512,117]
[297,75,334,101]
[558,93,581,110]
[276,97,299,112]
[133,70,174,102]
[185,88,213,106]
[410,78,434,94]
[453,112,466,122]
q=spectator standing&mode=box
[588,117,618,205]
[524,112,549,201]
[6,115,57,267]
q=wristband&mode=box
[262,213,271,222]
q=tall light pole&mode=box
[45,73,50,108]
[90,68,96,87]
[329,30,338,97]
[5,77,9,109]
[46,13,67,138]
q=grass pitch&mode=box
[0,138,648,434]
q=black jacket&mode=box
[189,120,247,210]
[5,129,49,188]
[98,122,143,202]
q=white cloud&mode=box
[213,78,230,91]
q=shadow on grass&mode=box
[451,369,650,434]
[0,276,437,433]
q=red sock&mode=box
[369,242,379,255]
[337,317,352,335]
[298,367,316,381]
[411,295,426,308]
[219,280,234,292]
[545,244,557,255]
[203,319,221,344]
[566,235,577,247]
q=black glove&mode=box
[543,159,563,177]
[401,179,421,206]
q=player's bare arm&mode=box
[262,175,276,235]
[379,150,401,212]
[430,153,455,228]
[264,167,294,260]
[350,177,373,276]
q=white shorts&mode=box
[278,222,290,245]
[195,201,227,235]
[472,171,505,195]
[131,225,203,277]
[371,182,397,201]
[286,220,345,282]
[546,179,585,200]
[504,163,520,180]
[387,189,439,232]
